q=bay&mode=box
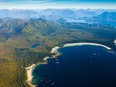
[32,45,116,87]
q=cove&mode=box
[31,44,116,87]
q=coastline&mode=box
[114,40,116,45]
[25,64,36,87]
[26,42,112,87]
[63,42,111,50]
[51,46,60,53]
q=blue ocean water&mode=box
[32,45,116,87]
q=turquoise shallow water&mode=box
[32,45,116,87]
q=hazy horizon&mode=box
[0,0,116,9]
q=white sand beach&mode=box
[25,64,36,87]
[114,40,116,45]
[26,46,60,87]
[51,46,60,53]
[63,42,111,50]
[26,42,112,87]
[44,56,50,61]
[50,42,111,58]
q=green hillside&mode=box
[0,18,116,87]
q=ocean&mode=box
[32,45,116,87]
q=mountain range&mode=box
[87,11,116,26]
[0,9,116,21]
[0,9,116,87]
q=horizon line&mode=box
[0,8,116,10]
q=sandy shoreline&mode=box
[43,56,50,61]
[26,42,111,87]
[51,46,60,53]
[63,42,111,50]
[26,46,60,87]
[51,42,111,54]
[25,64,36,87]
[114,40,116,45]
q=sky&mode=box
[0,0,116,9]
